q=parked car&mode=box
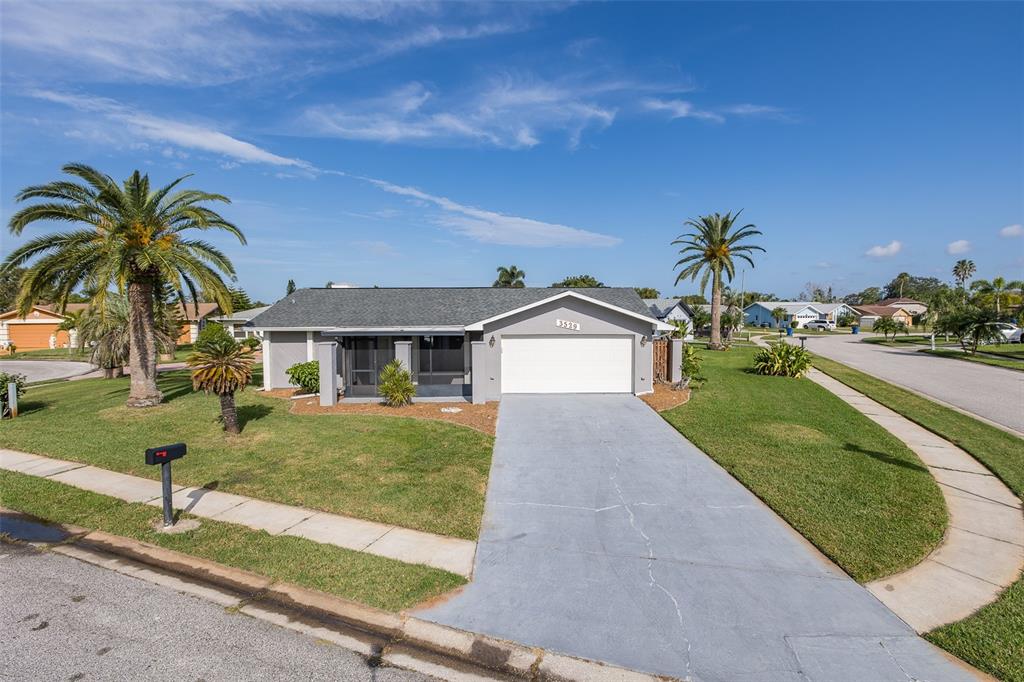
[803,320,836,331]
[994,322,1022,343]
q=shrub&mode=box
[286,360,320,394]
[241,336,262,351]
[0,372,27,418]
[378,360,415,407]
[753,342,812,378]
[679,343,705,389]
[837,313,855,327]
[196,322,232,348]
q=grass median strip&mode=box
[0,370,492,540]
[660,347,946,583]
[920,348,1024,373]
[0,469,465,612]
[810,353,1023,682]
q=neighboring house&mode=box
[173,302,221,344]
[875,297,928,317]
[0,303,88,350]
[853,305,914,330]
[744,301,859,328]
[249,287,672,403]
[643,298,694,339]
[211,305,270,340]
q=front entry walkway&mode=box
[419,395,979,681]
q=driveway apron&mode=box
[418,394,977,681]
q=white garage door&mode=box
[500,336,633,394]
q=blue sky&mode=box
[1,1,1021,303]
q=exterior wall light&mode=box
[488,335,496,348]
[640,335,648,347]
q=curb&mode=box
[7,513,676,682]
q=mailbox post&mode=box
[145,443,186,527]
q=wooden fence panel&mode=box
[652,338,670,382]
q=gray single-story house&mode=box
[210,305,270,340]
[248,287,673,403]
[643,298,695,340]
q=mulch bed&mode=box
[262,389,498,436]
[641,382,691,412]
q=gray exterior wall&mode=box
[476,297,656,402]
[263,330,340,389]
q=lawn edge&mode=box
[2,510,668,682]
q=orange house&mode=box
[173,302,222,344]
[0,304,88,351]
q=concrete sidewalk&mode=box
[807,370,1024,632]
[0,449,475,577]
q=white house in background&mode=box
[744,301,859,329]
[643,298,695,339]
[211,306,270,340]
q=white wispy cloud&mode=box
[352,240,400,257]
[29,90,311,168]
[999,223,1023,238]
[946,239,971,255]
[641,98,723,123]
[356,175,621,247]
[642,98,792,124]
[865,240,903,258]
[301,74,630,150]
[1,2,536,86]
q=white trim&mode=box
[322,326,465,334]
[262,335,273,390]
[465,291,673,332]
[250,326,338,332]
[306,331,315,361]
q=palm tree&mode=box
[894,272,911,299]
[187,334,254,434]
[673,212,764,349]
[952,259,976,290]
[971,277,1022,317]
[286,279,297,295]
[771,306,788,329]
[3,164,244,407]
[78,293,179,379]
[691,307,712,337]
[493,265,526,288]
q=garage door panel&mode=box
[501,336,632,394]
[9,324,59,350]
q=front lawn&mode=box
[660,347,946,582]
[921,348,1024,373]
[6,345,193,362]
[978,343,1024,359]
[0,370,493,540]
[811,354,1023,682]
[0,470,464,611]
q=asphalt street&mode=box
[0,359,95,383]
[0,542,432,682]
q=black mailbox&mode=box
[145,443,187,466]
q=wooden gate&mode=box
[652,338,670,382]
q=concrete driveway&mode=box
[794,334,1024,435]
[0,360,94,383]
[420,394,976,681]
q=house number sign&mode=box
[555,318,581,331]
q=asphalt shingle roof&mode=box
[248,287,654,329]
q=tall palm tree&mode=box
[952,259,976,289]
[493,265,526,288]
[3,164,244,407]
[187,335,254,434]
[673,212,764,349]
[894,272,911,299]
[971,276,1023,317]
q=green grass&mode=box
[0,470,464,611]
[6,345,193,362]
[862,334,941,347]
[660,347,946,582]
[810,354,1023,681]
[921,348,1024,372]
[978,344,1024,359]
[0,370,493,539]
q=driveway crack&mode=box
[609,454,692,677]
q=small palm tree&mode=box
[4,163,245,408]
[691,308,712,337]
[668,319,690,339]
[673,212,764,350]
[187,335,254,434]
[952,259,976,290]
[493,265,526,288]
[971,277,1023,317]
[771,306,788,329]
[79,294,178,378]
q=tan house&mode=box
[0,301,220,351]
[0,303,89,351]
[854,305,913,329]
[876,297,928,316]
